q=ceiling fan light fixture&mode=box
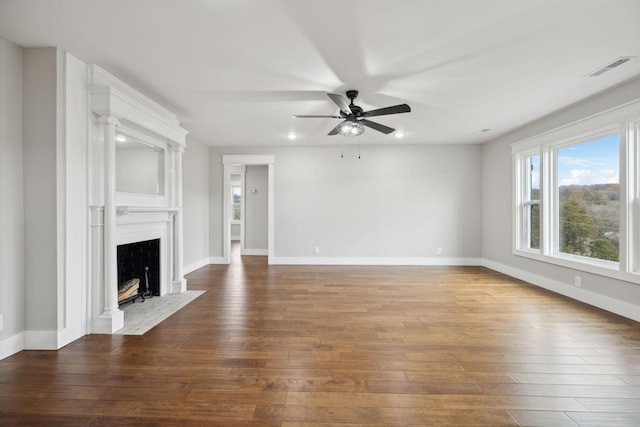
[339,121,364,137]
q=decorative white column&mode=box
[171,146,186,293]
[96,115,124,332]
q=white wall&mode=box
[209,144,483,262]
[0,38,24,357]
[182,137,210,273]
[244,165,268,252]
[482,75,640,319]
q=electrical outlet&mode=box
[574,276,582,288]
[436,247,442,255]
[314,246,320,255]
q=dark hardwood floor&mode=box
[2,245,640,426]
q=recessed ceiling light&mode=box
[115,135,127,143]
[395,132,405,138]
[287,133,297,140]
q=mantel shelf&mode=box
[116,206,180,215]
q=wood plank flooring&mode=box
[2,249,640,426]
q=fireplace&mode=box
[117,239,160,304]
[88,64,188,335]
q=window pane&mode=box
[523,154,540,250]
[527,203,540,249]
[232,186,241,221]
[529,155,540,201]
[557,134,619,261]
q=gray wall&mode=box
[23,47,60,332]
[482,75,640,314]
[244,165,268,251]
[209,144,483,260]
[183,137,210,270]
[116,147,164,195]
[0,38,24,348]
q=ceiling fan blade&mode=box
[327,93,353,116]
[360,119,395,135]
[328,120,348,136]
[363,104,411,117]
[292,115,342,118]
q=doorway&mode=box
[222,155,275,265]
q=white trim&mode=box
[513,249,640,285]
[223,154,275,166]
[184,257,212,275]
[23,330,59,350]
[208,256,227,265]
[89,64,188,147]
[222,155,275,265]
[482,259,640,323]
[242,248,268,256]
[270,257,482,266]
[511,98,640,153]
[267,163,274,264]
[0,333,24,360]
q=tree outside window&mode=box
[232,186,241,221]
[557,135,619,262]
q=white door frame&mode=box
[222,155,275,264]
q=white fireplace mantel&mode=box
[88,65,188,334]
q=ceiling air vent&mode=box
[587,56,635,77]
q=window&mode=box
[513,99,640,283]
[232,185,241,221]
[556,135,619,262]
[523,154,540,250]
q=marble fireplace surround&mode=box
[88,65,188,334]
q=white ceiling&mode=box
[1,0,640,147]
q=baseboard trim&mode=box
[23,330,60,350]
[270,256,482,266]
[482,259,640,323]
[242,248,268,256]
[0,332,24,360]
[184,258,212,275]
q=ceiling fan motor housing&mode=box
[344,90,363,118]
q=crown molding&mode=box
[89,64,188,147]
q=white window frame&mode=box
[515,150,541,253]
[231,184,242,223]
[512,99,640,284]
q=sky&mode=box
[530,133,619,189]
[557,134,619,186]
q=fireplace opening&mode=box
[117,238,160,305]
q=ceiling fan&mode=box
[292,90,411,136]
